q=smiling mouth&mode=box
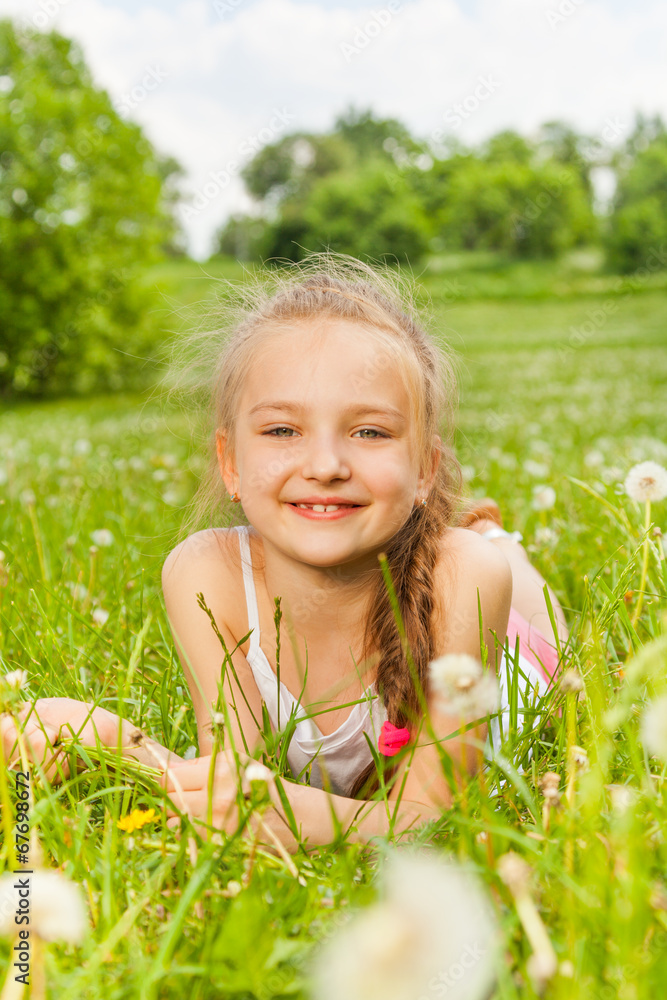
[288,503,362,512]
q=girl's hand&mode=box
[162,749,276,836]
[1,697,136,782]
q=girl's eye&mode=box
[353,428,389,439]
[264,427,296,437]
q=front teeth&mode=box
[297,504,342,512]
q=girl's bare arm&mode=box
[162,529,266,758]
[1,697,183,780]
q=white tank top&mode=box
[234,525,388,797]
[233,525,553,795]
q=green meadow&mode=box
[1,252,666,999]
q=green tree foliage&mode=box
[215,109,599,266]
[537,120,600,198]
[215,109,431,263]
[296,161,430,263]
[605,116,667,273]
[435,158,597,257]
[0,19,183,396]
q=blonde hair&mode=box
[173,252,467,798]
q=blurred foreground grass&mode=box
[0,254,666,998]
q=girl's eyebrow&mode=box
[248,400,406,421]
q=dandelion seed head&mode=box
[73,438,92,456]
[223,879,242,898]
[66,581,88,602]
[243,761,275,787]
[560,670,584,694]
[570,745,589,770]
[0,871,87,944]
[641,694,667,762]
[428,654,500,716]
[524,459,550,479]
[497,851,531,896]
[606,783,636,814]
[92,607,109,626]
[90,528,114,547]
[311,849,499,1000]
[624,461,667,503]
[1,669,28,691]
[539,772,560,801]
[531,485,556,511]
[534,526,558,546]
[527,950,558,987]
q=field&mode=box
[1,252,667,999]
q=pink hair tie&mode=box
[378,721,410,757]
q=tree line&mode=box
[215,107,667,274]
[1,17,666,396]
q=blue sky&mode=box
[3,0,666,257]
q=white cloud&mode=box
[3,0,667,258]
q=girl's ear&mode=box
[216,429,238,496]
[419,434,442,494]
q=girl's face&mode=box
[218,319,440,570]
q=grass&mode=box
[1,251,667,998]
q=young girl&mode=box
[3,254,568,850]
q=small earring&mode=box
[421,498,427,507]
[230,492,241,503]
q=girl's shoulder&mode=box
[162,527,240,597]
[431,526,513,636]
[435,525,513,581]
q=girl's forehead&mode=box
[240,320,411,411]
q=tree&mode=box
[332,106,422,162]
[435,158,597,257]
[293,160,431,263]
[213,213,272,261]
[537,120,599,198]
[481,129,534,166]
[241,132,353,205]
[0,19,182,395]
[605,129,667,273]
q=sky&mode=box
[3,0,666,259]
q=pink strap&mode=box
[505,607,560,686]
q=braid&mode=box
[349,460,459,799]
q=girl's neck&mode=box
[251,528,381,641]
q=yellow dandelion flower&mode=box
[117,808,156,833]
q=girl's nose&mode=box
[300,432,351,482]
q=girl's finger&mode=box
[163,768,210,793]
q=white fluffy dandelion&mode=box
[641,694,667,762]
[73,438,92,456]
[531,485,556,511]
[0,870,87,944]
[1,669,28,691]
[242,761,276,795]
[624,462,667,503]
[90,528,114,547]
[91,607,109,626]
[428,653,500,717]
[311,849,499,1000]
